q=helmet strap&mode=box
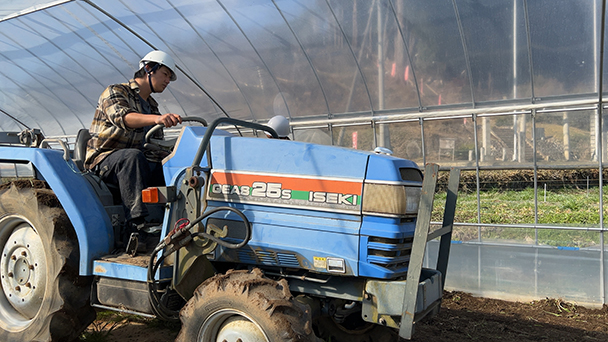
[145,64,159,93]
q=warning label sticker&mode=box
[313,256,327,269]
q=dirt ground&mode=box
[411,291,608,342]
[85,290,608,342]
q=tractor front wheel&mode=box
[176,268,320,342]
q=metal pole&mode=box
[563,112,570,160]
[377,0,385,112]
[473,114,482,292]
[377,1,390,149]
[513,0,518,161]
[598,0,606,305]
[594,0,599,161]
[513,0,518,99]
[473,114,481,231]
[419,117,426,165]
[532,109,538,233]
[532,109,539,297]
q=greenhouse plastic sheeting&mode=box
[0,0,603,136]
[425,240,604,307]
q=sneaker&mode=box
[129,218,162,235]
[141,224,162,235]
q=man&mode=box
[84,50,182,243]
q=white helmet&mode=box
[267,115,290,138]
[139,50,177,81]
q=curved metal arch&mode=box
[340,2,378,114]
[83,0,229,118]
[451,0,475,107]
[0,29,84,130]
[0,107,29,129]
[522,0,535,101]
[18,14,106,114]
[387,0,422,110]
[0,101,43,130]
[76,1,141,69]
[167,0,255,122]
[115,0,190,116]
[324,0,375,115]
[52,5,135,82]
[0,66,67,127]
[75,1,180,117]
[0,58,85,131]
[0,0,73,23]
[30,11,107,89]
[272,0,332,118]
[0,69,66,135]
[215,0,292,122]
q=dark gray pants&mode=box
[97,148,165,222]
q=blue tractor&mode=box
[0,117,459,342]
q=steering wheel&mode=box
[144,116,208,151]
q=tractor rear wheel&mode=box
[0,181,95,342]
[176,268,320,342]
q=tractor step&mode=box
[93,253,172,282]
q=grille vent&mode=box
[237,249,300,268]
[367,236,413,270]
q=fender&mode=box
[0,147,113,275]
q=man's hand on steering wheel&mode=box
[144,116,208,151]
[155,113,182,128]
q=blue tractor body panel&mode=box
[164,126,375,180]
[163,126,422,279]
[206,202,362,275]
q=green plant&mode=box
[432,185,608,247]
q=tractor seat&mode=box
[73,128,91,172]
[73,129,121,204]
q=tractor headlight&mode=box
[362,182,421,217]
